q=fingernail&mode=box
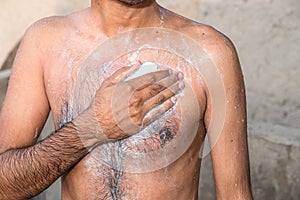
[178,73,184,80]
[179,82,185,90]
[169,69,173,75]
[171,97,177,104]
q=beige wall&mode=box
[0,0,90,66]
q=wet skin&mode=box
[43,19,206,196]
[51,48,206,199]
[0,0,253,199]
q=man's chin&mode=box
[117,0,148,6]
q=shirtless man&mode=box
[0,0,253,199]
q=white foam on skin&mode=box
[124,62,160,81]
[72,28,225,174]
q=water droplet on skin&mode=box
[47,80,51,87]
[118,26,124,33]
[34,128,39,139]
[219,72,224,80]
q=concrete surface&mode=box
[0,0,89,66]
[0,0,299,199]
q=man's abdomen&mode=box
[61,109,204,200]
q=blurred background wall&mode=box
[0,0,299,199]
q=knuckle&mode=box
[165,76,176,85]
[149,89,158,96]
[151,84,162,92]
[167,86,177,95]
[166,102,173,110]
[168,87,177,96]
[148,75,155,83]
[129,107,140,117]
[129,94,141,106]
[136,119,143,127]
[157,95,165,104]
[149,84,164,95]
[152,84,161,90]
[126,84,134,91]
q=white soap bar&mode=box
[125,62,160,81]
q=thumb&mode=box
[103,61,142,87]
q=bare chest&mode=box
[43,30,207,199]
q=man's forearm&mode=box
[0,122,89,200]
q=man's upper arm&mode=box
[0,23,50,152]
[202,27,252,199]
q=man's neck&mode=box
[90,0,162,37]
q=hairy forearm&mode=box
[0,121,92,199]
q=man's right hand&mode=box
[79,63,184,142]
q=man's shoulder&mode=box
[169,11,241,80]
[166,9,237,58]
[179,19,238,70]
[26,8,90,41]
[22,12,84,57]
[25,15,73,39]
[186,22,240,77]
[183,22,235,57]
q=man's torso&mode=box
[42,8,209,200]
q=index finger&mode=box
[102,61,142,87]
[126,70,172,89]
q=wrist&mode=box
[72,106,109,149]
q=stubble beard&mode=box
[117,0,149,6]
